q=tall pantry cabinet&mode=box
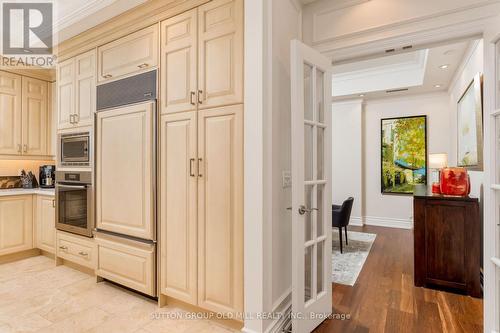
[159,0,244,315]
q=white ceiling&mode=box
[332,40,472,100]
[54,0,148,43]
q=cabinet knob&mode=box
[59,246,68,250]
[138,63,149,69]
[78,251,88,256]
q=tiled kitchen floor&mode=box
[0,256,237,333]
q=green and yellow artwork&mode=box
[381,116,427,194]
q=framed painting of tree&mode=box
[381,116,427,194]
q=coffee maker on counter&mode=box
[39,165,56,188]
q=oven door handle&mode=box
[56,184,87,190]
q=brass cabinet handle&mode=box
[198,90,203,104]
[103,74,112,79]
[78,251,88,256]
[59,246,68,250]
[70,114,74,124]
[17,144,22,153]
[74,114,79,123]
[52,199,55,208]
[189,158,195,177]
[198,158,203,177]
[190,91,196,106]
[23,144,27,153]
[138,63,149,69]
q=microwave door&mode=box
[61,137,89,163]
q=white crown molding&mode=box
[312,0,500,45]
[364,216,413,229]
[53,0,118,32]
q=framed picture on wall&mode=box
[457,73,483,171]
[381,116,427,194]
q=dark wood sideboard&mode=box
[413,185,481,298]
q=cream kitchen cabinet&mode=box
[160,111,198,304]
[159,104,243,315]
[95,233,155,296]
[35,195,55,253]
[56,231,95,269]
[96,102,154,240]
[57,49,96,130]
[22,77,48,155]
[0,71,51,157]
[98,25,158,83]
[160,0,243,114]
[0,71,22,155]
[0,195,33,256]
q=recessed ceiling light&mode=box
[434,84,442,88]
[439,64,450,70]
[359,94,365,97]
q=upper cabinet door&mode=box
[96,102,155,240]
[75,49,96,127]
[0,71,22,155]
[198,0,243,109]
[22,77,48,156]
[57,58,75,130]
[160,111,198,304]
[197,104,243,315]
[98,25,159,83]
[160,9,198,114]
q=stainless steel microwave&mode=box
[59,132,90,167]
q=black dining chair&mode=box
[332,197,354,254]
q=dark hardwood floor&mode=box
[314,225,483,333]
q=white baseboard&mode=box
[364,216,413,229]
[350,216,363,226]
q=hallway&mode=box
[315,226,483,332]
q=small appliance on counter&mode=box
[39,165,56,188]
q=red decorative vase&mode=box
[440,167,471,196]
[431,182,441,194]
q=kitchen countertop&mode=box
[0,188,55,197]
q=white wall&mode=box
[449,39,484,199]
[363,93,451,228]
[270,0,301,311]
[332,100,363,224]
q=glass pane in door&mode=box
[317,240,325,294]
[317,127,324,180]
[305,124,314,180]
[497,42,500,109]
[304,64,313,121]
[305,185,314,242]
[317,185,324,237]
[316,69,325,123]
[305,245,313,302]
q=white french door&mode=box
[290,39,332,333]
[485,16,500,333]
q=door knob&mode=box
[298,205,318,215]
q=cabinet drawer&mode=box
[95,233,155,296]
[98,25,158,83]
[56,231,95,269]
